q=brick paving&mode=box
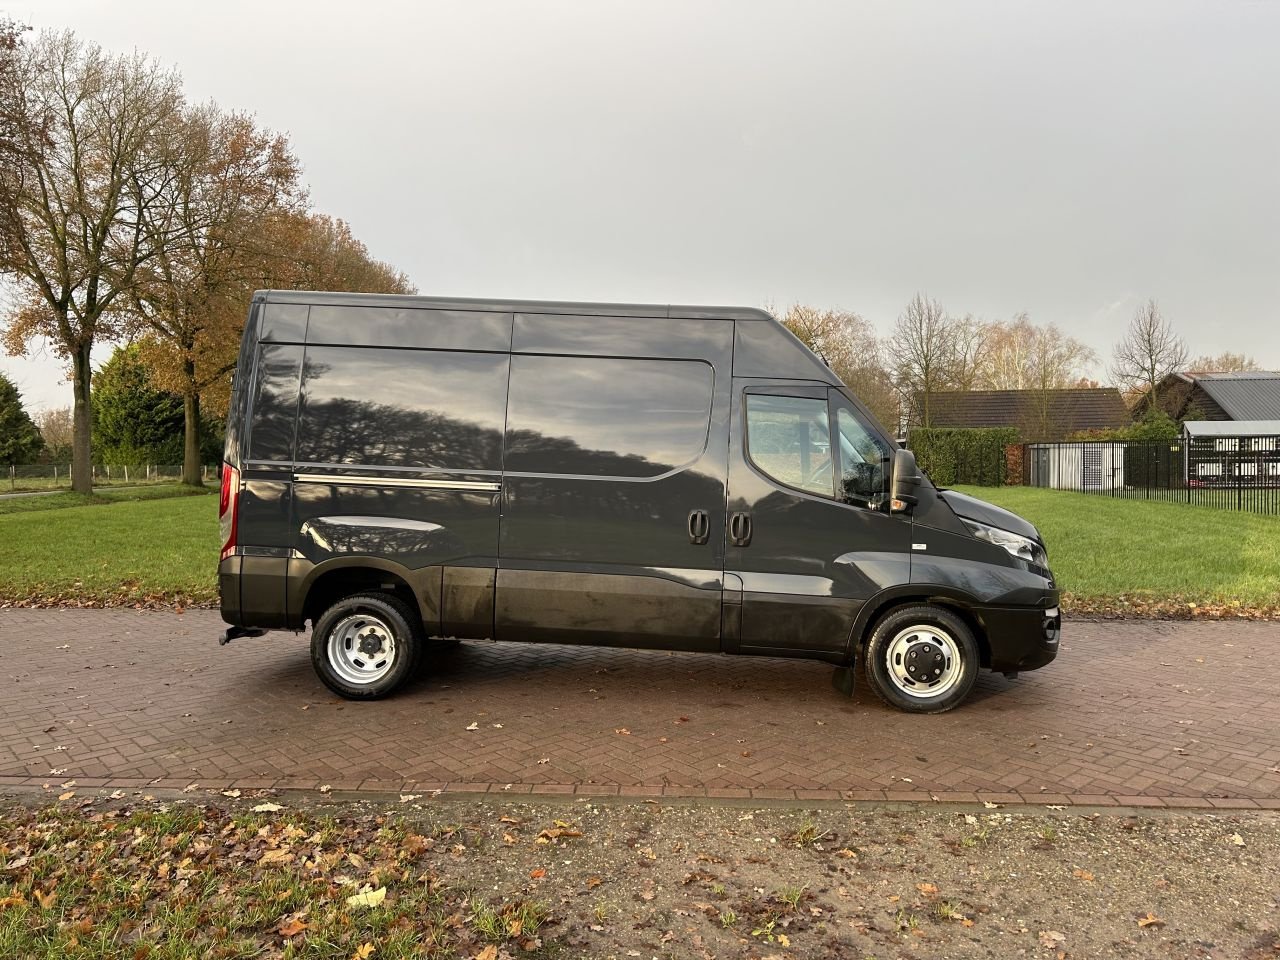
[1,609,1278,808]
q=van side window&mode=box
[745,395,834,497]
[836,405,891,506]
[248,344,303,462]
[296,346,509,470]
[505,356,713,478]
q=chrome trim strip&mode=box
[293,473,501,492]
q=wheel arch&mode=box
[296,556,431,632]
[848,587,992,669]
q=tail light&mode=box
[219,463,241,561]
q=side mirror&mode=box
[890,448,923,513]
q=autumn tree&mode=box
[268,212,415,295]
[35,406,72,461]
[1188,351,1260,373]
[0,371,42,463]
[781,304,899,430]
[127,104,305,485]
[1109,300,1188,413]
[0,30,183,492]
[886,294,956,428]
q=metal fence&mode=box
[1024,438,1280,515]
[5,463,219,492]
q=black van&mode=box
[218,291,1059,713]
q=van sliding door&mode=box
[495,313,733,651]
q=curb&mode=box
[2,775,1277,812]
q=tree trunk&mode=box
[182,386,202,487]
[71,342,94,494]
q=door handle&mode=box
[687,509,710,545]
[729,511,752,547]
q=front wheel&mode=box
[311,593,420,700]
[863,605,979,714]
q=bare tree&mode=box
[35,405,73,460]
[781,303,899,430]
[948,314,994,391]
[1188,351,1260,373]
[0,30,183,492]
[1109,300,1188,412]
[982,314,1096,391]
[886,293,954,428]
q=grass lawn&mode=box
[1,481,1276,616]
[0,486,217,606]
[952,485,1280,616]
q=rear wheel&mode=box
[311,593,420,700]
[863,604,979,714]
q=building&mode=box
[1133,371,1280,422]
[1182,420,1280,486]
[917,387,1130,441]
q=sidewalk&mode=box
[1,609,1277,808]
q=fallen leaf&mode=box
[982,801,1000,809]
[530,868,546,879]
[278,917,308,937]
[345,886,387,910]
[465,722,479,731]
[916,882,939,895]
[34,889,56,909]
[1137,912,1164,928]
[319,784,332,794]
[252,802,284,813]
[222,789,241,798]
[1072,869,1094,882]
[58,791,75,801]
[260,848,292,864]
[778,933,791,947]
[1038,930,1066,948]
[475,947,499,960]
[615,728,631,736]
[1229,833,1245,846]
[399,795,420,804]
[499,815,522,824]
[836,848,858,859]
[352,944,375,960]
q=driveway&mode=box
[1,609,1277,807]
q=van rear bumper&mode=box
[219,554,291,629]
[976,601,1061,672]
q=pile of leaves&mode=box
[1062,591,1280,621]
[0,801,555,959]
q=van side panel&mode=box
[496,314,733,651]
[284,307,515,632]
[733,318,841,383]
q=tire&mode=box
[862,604,980,714]
[311,593,421,700]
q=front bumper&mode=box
[977,599,1061,672]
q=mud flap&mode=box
[831,664,855,698]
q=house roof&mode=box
[1183,419,1280,437]
[921,388,1130,440]
[1188,372,1280,421]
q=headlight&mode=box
[963,519,1048,569]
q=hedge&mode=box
[907,427,1019,487]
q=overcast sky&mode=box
[4,0,1278,411]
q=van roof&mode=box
[252,289,775,323]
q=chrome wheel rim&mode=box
[885,624,962,699]
[327,613,397,685]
